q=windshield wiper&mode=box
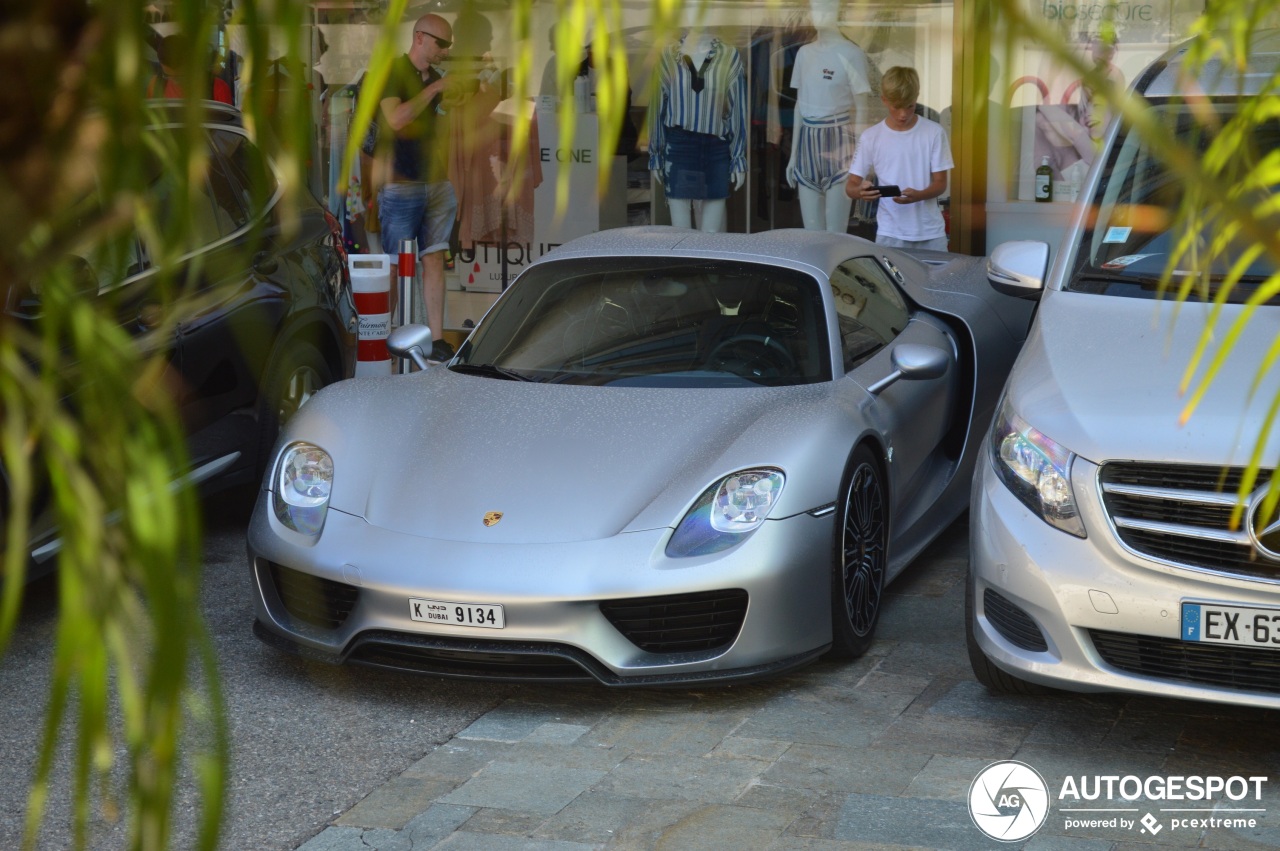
[447,361,538,382]
[1078,269,1164,286]
[1072,270,1171,297]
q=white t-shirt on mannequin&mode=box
[848,117,953,241]
[790,39,870,120]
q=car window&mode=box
[60,188,146,294]
[149,165,241,255]
[829,257,910,372]
[213,129,277,220]
[206,146,251,231]
[77,236,145,293]
[460,257,831,386]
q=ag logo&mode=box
[482,511,503,527]
[968,760,1050,842]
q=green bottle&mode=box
[1035,155,1053,202]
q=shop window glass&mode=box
[984,0,1213,250]
[307,3,953,246]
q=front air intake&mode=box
[1090,629,1280,695]
[267,562,359,630]
[983,589,1049,652]
[600,589,748,653]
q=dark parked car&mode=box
[3,100,358,579]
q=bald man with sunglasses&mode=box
[378,14,462,362]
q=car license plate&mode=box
[409,598,505,629]
[1181,602,1280,649]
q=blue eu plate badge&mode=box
[1181,604,1200,640]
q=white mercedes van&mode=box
[968,31,1280,708]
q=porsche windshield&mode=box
[456,257,831,386]
[1072,100,1280,301]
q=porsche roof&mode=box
[539,226,933,282]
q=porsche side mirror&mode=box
[866,344,949,395]
[387,323,434,371]
[987,241,1049,299]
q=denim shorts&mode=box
[662,126,731,200]
[377,180,458,255]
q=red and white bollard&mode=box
[394,238,419,374]
[348,254,392,377]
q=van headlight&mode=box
[990,400,1085,537]
[273,442,333,536]
[666,468,786,557]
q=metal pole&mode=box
[499,71,510,291]
[394,237,418,374]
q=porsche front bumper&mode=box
[247,493,836,685]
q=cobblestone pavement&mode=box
[296,518,1280,851]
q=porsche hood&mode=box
[1006,290,1280,466]
[284,371,840,545]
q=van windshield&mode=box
[1070,101,1280,302]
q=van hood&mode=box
[1005,290,1280,467]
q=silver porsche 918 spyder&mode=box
[247,228,1032,685]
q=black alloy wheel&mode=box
[829,444,887,659]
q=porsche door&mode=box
[833,255,957,518]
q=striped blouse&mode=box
[648,36,747,175]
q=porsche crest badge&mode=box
[482,511,503,527]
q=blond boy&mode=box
[845,67,953,250]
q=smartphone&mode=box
[869,184,901,198]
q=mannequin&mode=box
[787,0,871,232]
[648,11,747,232]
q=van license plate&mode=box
[1181,603,1280,649]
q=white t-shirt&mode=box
[789,39,871,120]
[848,116,954,241]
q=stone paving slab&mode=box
[628,802,794,850]
[590,752,772,803]
[335,778,458,829]
[761,744,931,796]
[834,794,989,850]
[530,792,689,845]
[296,519,1280,851]
[441,762,610,814]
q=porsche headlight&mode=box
[273,442,333,536]
[666,468,786,557]
[990,400,1085,537]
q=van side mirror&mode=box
[987,241,1050,298]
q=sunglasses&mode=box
[415,30,452,50]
